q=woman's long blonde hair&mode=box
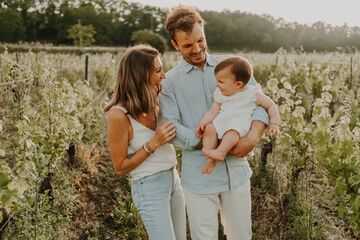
[103,44,160,117]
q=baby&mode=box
[196,56,280,174]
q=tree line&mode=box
[1,0,360,52]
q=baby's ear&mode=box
[235,81,244,89]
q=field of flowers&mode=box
[0,47,359,239]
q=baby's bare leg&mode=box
[203,129,240,161]
[202,123,218,149]
[201,124,218,174]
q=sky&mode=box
[129,0,360,27]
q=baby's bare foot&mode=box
[202,148,226,161]
[201,160,216,174]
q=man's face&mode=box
[171,22,207,69]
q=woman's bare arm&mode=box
[108,109,176,175]
[107,110,150,175]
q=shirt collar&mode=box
[180,52,216,73]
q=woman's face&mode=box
[149,56,165,88]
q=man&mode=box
[159,6,269,240]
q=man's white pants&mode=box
[183,179,252,240]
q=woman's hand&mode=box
[148,121,176,151]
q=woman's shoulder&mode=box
[107,105,130,123]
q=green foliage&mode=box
[1,1,360,51]
[0,8,25,42]
[67,24,96,47]
[1,49,359,239]
[2,65,85,238]
[0,50,147,239]
[0,43,126,55]
[131,29,167,53]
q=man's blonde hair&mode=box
[165,5,205,41]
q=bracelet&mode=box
[269,122,279,126]
[143,142,154,154]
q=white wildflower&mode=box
[292,106,305,118]
[352,127,360,140]
[27,7,36,13]
[321,92,332,103]
[267,78,279,93]
[0,120,4,133]
[25,139,36,149]
[313,99,324,108]
[304,126,312,133]
[338,106,350,113]
[295,100,302,105]
[322,85,332,91]
[283,82,292,90]
[285,98,294,107]
[335,126,352,141]
[278,89,287,98]
[279,105,290,115]
[280,77,287,83]
[319,108,330,118]
[339,115,350,125]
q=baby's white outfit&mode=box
[213,84,261,139]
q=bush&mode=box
[131,29,167,54]
[67,24,96,47]
[0,8,25,42]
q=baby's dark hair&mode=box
[214,56,253,84]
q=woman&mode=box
[104,45,186,240]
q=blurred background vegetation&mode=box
[1,0,360,53]
[0,1,359,239]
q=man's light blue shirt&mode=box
[159,53,269,194]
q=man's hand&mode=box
[195,137,203,150]
[230,120,266,158]
[268,123,281,138]
[195,123,205,138]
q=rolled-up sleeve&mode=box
[251,106,269,125]
[159,78,201,150]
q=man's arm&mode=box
[159,78,201,150]
[230,120,266,157]
[230,102,269,157]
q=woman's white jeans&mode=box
[183,179,252,240]
[131,168,186,240]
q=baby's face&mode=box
[215,66,243,96]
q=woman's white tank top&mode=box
[110,105,176,180]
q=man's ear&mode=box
[171,40,179,51]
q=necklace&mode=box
[139,112,157,130]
